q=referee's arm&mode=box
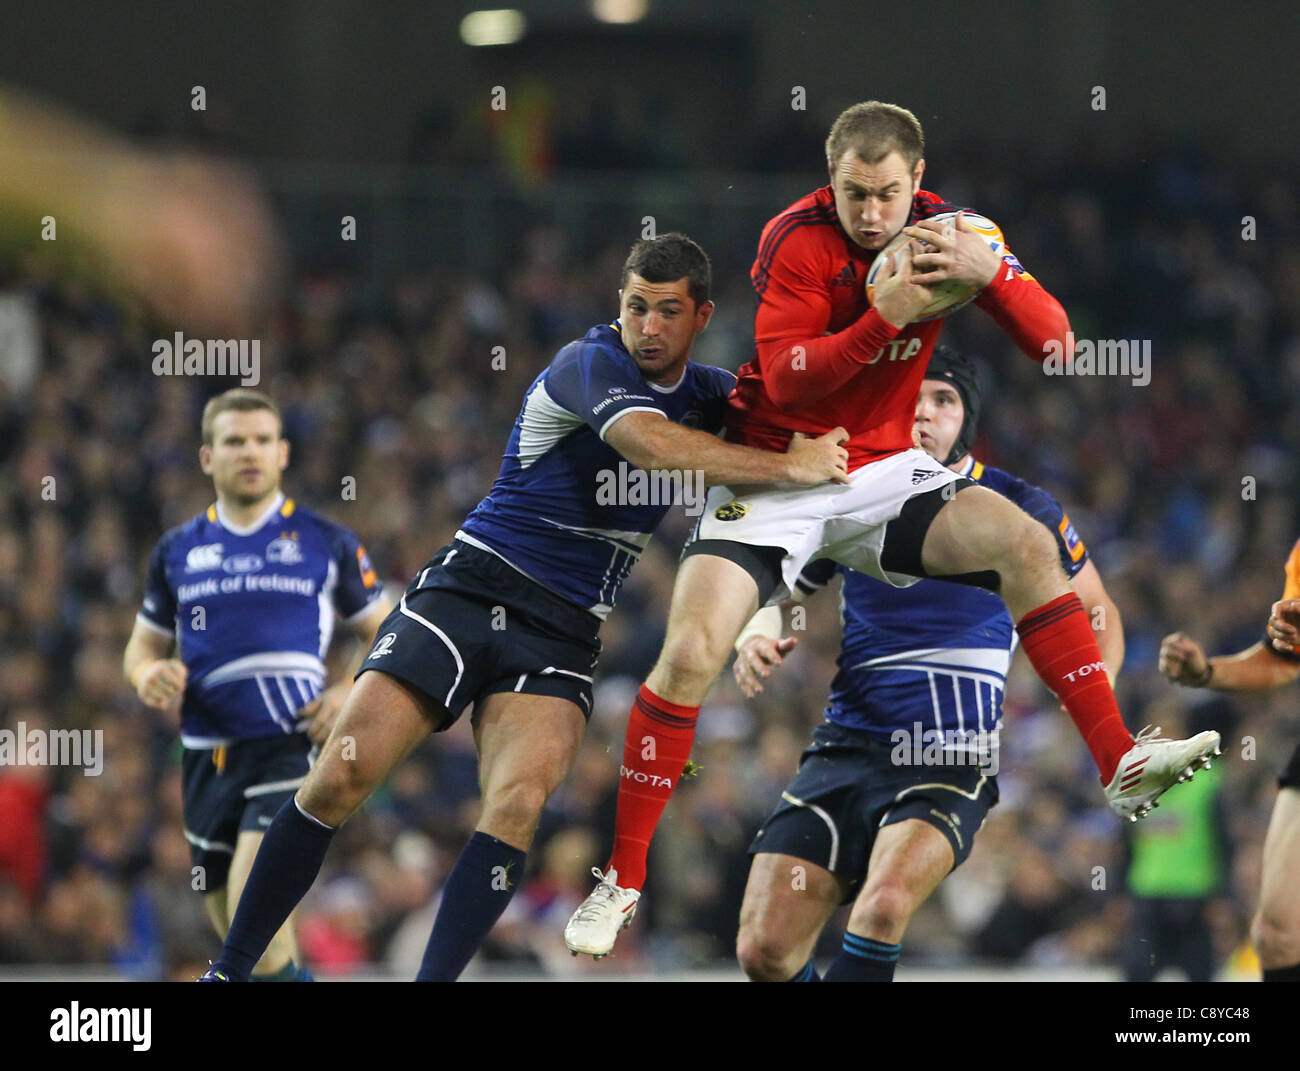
[1160,633,1300,692]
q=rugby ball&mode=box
[865,211,1006,322]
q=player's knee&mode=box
[736,926,798,982]
[855,881,914,938]
[298,754,373,824]
[481,778,548,838]
[979,516,1061,607]
[657,627,728,690]
[991,507,1057,573]
[1251,908,1300,967]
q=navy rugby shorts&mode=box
[749,721,998,901]
[357,539,601,727]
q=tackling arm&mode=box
[605,411,849,488]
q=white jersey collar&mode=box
[216,492,285,536]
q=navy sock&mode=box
[214,799,336,981]
[1263,961,1300,982]
[823,932,901,982]
[295,964,314,982]
[416,831,527,981]
[789,960,821,982]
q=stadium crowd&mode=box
[1,138,1298,979]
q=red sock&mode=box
[1015,593,1133,782]
[605,684,699,891]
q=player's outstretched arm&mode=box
[1160,625,1300,692]
[605,412,849,487]
[123,620,188,710]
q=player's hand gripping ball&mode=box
[866,211,1005,322]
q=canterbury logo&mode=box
[714,501,748,521]
[911,469,940,485]
[368,632,397,659]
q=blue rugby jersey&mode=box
[801,457,1089,750]
[137,494,384,747]
[457,321,736,618]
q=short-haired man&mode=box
[199,233,850,981]
[124,388,392,980]
[567,100,1217,959]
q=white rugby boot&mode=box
[564,867,641,958]
[1104,725,1221,822]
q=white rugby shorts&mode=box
[691,447,963,605]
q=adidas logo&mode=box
[911,469,941,484]
[1119,758,1149,792]
[832,262,857,286]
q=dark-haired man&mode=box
[568,100,1217,959]
[200,233,850,981]
[731,347,1123,981]
[124,388,392,980]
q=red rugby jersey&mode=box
[726,185,1070,469]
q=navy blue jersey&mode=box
[137,494,384,747]
[458,322,736,618]
[801,457,1089,748]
